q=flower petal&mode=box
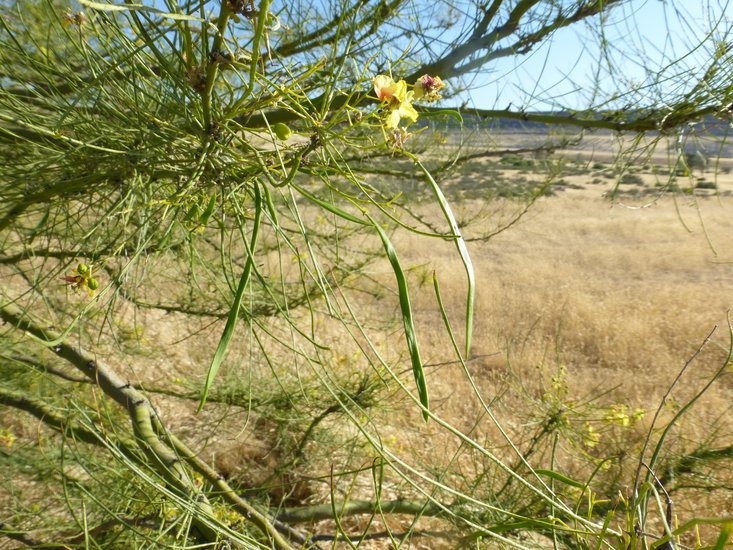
[373,75,396,100]
[391,79,408,102]
[398,101,418,123]
[385,109,401,129]
[413,84,425,100]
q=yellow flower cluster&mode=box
[372,73,445,130]
[602,405,645,427]
[583,422,600,448]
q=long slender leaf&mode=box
[291,182,369,225]
[712,522,733,550]
[411,156,475,358]
[78,0,209,23]
[198,184,262,413]
[535,469,586,490]
[368,216,428,421]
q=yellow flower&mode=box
[583,423,600,448]
[373,75,418,129]
[602,404,644,427]
[61,262,100,297]
[373,74,404,101]
[0,428,16,447]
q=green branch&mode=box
[276,499,444,523]
[0,304,247,546]
[0,385,137,452]
[427,104,727,133]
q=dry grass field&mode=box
[3,139,733,549]
[386,160,733,543]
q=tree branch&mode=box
[0,303,295,548]
[409,0,544,80]
[0,385,136,451]
[442,0,625,78]
[2,353,91,383]
[426,104,727,133]
[276,499,444,523]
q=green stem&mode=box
[0,304,220,543]
[225,0,273,119]
[276,499,443,524]
[201,1,233,133]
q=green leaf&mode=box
[198,195,217,225]
[78,0,208,23]
[291,183,369,225]
[712,522,733,550]
[369,216,428,421]
[198,184,262,413]
[534,469,586,489]
[183,203,200,222]
[413,158,474,358]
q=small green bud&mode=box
[77,263,89,275]
[87,277,99,291]
[272,123,292,141]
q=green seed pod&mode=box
[87,277,99,291]
[77,263,89,275]
[272,123,292,141]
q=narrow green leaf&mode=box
[261,180,279,225]
[198,184,262,413]
[712,523,733,550]
[183,202,200,222]
[413,157,474,358]
[463,518,562,540]
[198,194,217,225]
[290,182,369,225]
[77,0,138,11]
[369,217,428,421]
[534,469,586,489]
[78,0,207,22]
[594,508,615,550]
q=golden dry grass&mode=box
[387,175,733,538]
[3,155,733,548]
[100,171,733,540]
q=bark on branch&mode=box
[276,499,444,523]
[0,303,298,549]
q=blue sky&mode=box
[146,0,730,112]
[461,0,732,111]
